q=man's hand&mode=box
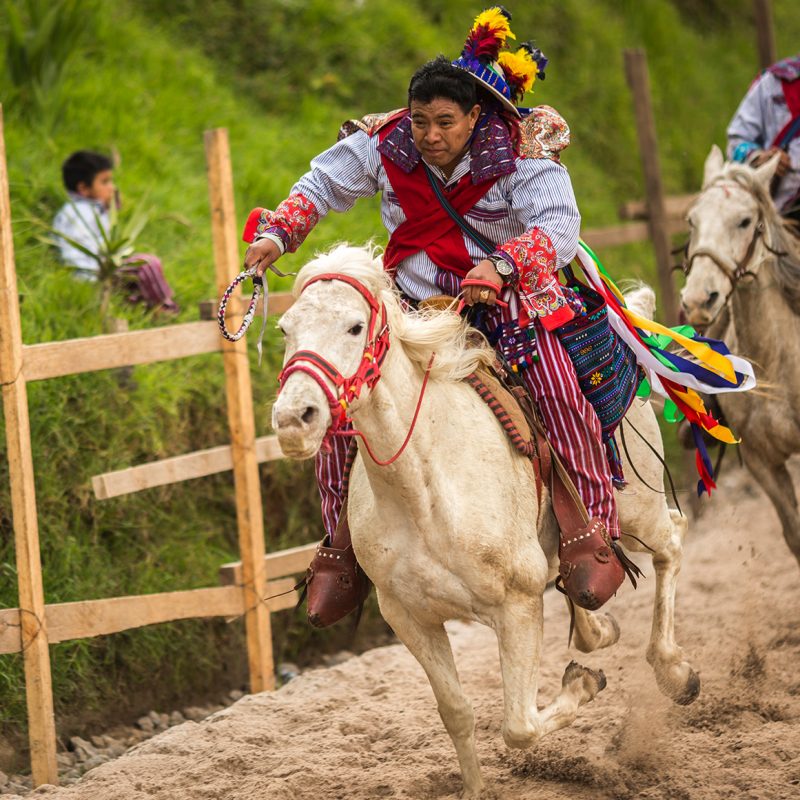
[750,147,792,178]
[462,260,503,306]
[244,237,281,277]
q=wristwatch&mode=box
[489,254,515,282]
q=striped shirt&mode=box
[292,130,581,301]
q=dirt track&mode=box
[31,466,800,800]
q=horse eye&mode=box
[348,323,364,336]
[277,323,286,336]
[686,217,695,228]
[738,217,752,229]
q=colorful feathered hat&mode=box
[451,7,548,117]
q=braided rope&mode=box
[217,268,262,342]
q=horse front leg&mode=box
[742,449,800,566]
[377,592,485,799]
[495,593,606,750]
[623,508,700,705]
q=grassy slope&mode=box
[1,0,799,756]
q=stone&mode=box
[277,662,300,683]
[0,772,7,789]
[136,716,154,733]
[105,739,127,758]
[228,689,244,702]
[158,713,170,729]
[147,710,161,726]
[182,706,208,722]
[69,736,96,762]
[55,752,75,769]
[83,754,110,771]
[168,711,185,727]
[90,735,106,749]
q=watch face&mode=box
[494,258,513,276]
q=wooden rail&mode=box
[0,580,297,656]
[92,435,284,499]
[22,321,221,382]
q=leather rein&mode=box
[277,273,434,466]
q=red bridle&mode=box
[276,272,434,465]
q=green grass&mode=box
[1,0,799,764]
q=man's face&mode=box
[78,169,115,207]
[410,98,481,174]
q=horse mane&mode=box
[711,163,800,314]
[293,243,496,380]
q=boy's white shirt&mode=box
[52,193,110,279]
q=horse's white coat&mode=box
[681,147,800,564]
[273,246,693,798]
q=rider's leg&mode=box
[314,434,350,544]
[514,321,627,610]
[522,322,620,538]
[306,435,371,628]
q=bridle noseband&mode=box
[277,273,391,441]
[679,216,765,295]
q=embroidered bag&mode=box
[553,267,642,483]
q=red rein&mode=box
[277,273,434,466]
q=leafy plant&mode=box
[2,0,94,120]
[36,198,151,322]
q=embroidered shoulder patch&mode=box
[518,105,571,163]
[337,109,408,142]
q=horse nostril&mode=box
[301,405,318,425]
[704,291,719,309]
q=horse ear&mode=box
[753,150,782,190]
[702,145,725,188]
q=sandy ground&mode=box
[32,466,800,800]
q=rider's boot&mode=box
[303,500,372,628]
[557,519,640,611]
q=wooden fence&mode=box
[0,116,317,786]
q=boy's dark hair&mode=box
[408,56,478,113]
[61,150,113,192]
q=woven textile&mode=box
[554,279,641,443]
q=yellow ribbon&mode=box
[622,308,737,384]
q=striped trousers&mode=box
[314,319,620,544]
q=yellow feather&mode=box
[473,8,516,42]
[498,49,537,94]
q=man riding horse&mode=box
[242,8,697,622]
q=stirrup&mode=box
[556,519,642,611]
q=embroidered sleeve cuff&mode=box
[241,192,320,252]
[497,228,576,327]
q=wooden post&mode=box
[624,49,679,325]
[753,0,776,71]
[0,107,59,785]
[204,129,274,692]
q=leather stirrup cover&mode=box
[557,518,625,611]
[305,503,372,628]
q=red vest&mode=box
[379,121,498,277]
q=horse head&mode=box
[272,244,392,459]
[680,145,783,329]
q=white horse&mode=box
[272,245,693,798]
[680,146,800,566]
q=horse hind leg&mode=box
[626,508,700,705]
[377,593,486,800]
[495,594,606,750]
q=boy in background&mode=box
[53,150,179,311]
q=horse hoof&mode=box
[674,668,701,706]
[562,660,607,696]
